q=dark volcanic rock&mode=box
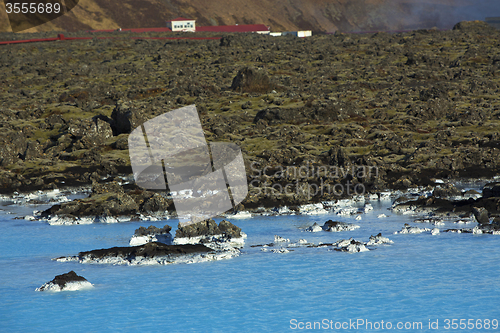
[41,182,174,221]
[127,189,173,213]
[334,239,369,253]
[322,220,359,232]
[175,219,242,238]
[231,67,274,93]
[219,36,232,47]
[473,207,489,225]
[112,136,129,150]
[141,193,171,213]
[91,181,124,196]
[253,100,353,125]
[134,224,172,236]
[0,131,27,166]
[66,117,113,147]
[36,271,89,291]
[218,219,242,237]
[323,220,346,228]
[42,191,139,218]
[432,184,461,198]
[24,141,43,160]
[443,228,473,234]
[79,242,212,260]
[483,183,500,199]
[175,219,220,238]
[327,147,351,168]
[111,102,146,135]
[478,223,500,233]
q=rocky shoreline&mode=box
[391,182,500,234]
[13,178,499,228]
[35,181,174,225]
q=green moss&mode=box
[8,160,78,176]
[412,133,432,141]
[101,149,131,165]
[34,127,61,141]
[438,148,453,156]
[242,137,277,154]
[382,154,405,164]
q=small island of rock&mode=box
[36,271,93,292]
[55,219,246,265]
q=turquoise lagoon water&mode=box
[0,200,499,332]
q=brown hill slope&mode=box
[0,0,497,33]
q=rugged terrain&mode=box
[0,21,500,210]
[1,0,498,33]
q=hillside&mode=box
[0,0,498,33]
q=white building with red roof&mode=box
[167,17,196,32]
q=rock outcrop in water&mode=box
[36,271,93,291]
[394,224,432,234]
[333,238,369,253]
[55,242,217,265]
[175,219,242,238]
[304,220,360,232]
[432,184,462,199]
[472,207,490,225]
[366,233,394,245]
[55,219,246,265]
[129,224,173,246]
[305,222,323,232]
[174,219,246,248]
[322,220,360,232]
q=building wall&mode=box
[282,31,312,37]
[167,20,196,32]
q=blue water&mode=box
[1,200,499,332]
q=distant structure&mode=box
[166,17,269,34]
[167,17,196,32]
[270,31,312,38]
[485,17,500,29]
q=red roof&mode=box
[171,17,194,21]
[196,24,269,33]
[125,27,173,33]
